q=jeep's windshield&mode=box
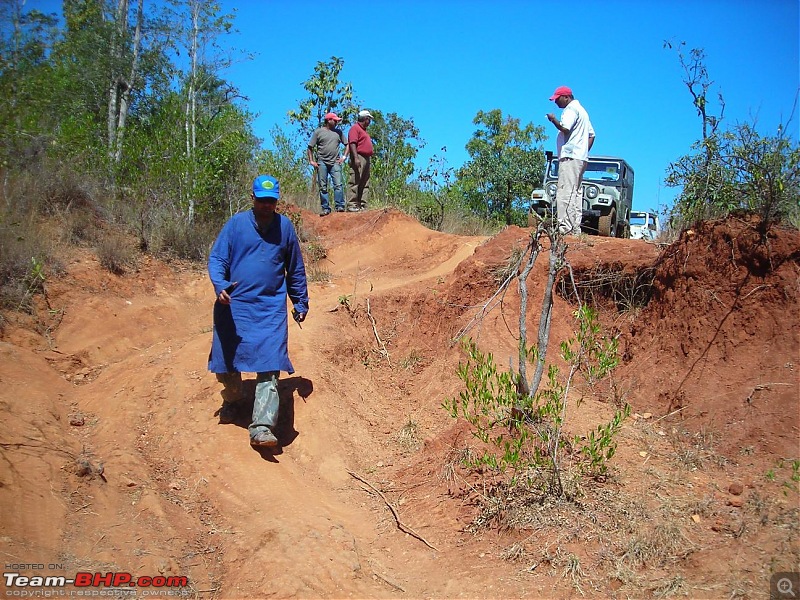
[630,212,647,226]
[584,161,620,182]
[547,160,622,182]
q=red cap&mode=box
[549,86,573,101]
[324,112,342,121]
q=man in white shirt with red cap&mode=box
[546,86,595,236]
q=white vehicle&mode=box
[629,211,660,241]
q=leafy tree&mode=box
[0,0,116,172]
[717,121,799,227]
[288,56,358,142]
[663,41,732,223]
[161,0,245,222]
[368,109,425,204]
[0,2,60,168]
[461,109,546,226]
[0,0,262,265]
[107,0,145,164]
[665,42,800,229]
[53,0,116,158]
[255,125,309,199]
[415,148,457,231]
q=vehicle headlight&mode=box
[584,185,599,200]
[546,182,557,198]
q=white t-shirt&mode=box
[556,99,595,161]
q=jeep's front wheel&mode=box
[598,207,616,237]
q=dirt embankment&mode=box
[1,209,798,599]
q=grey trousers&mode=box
[216,371,280,438]
[555,157,587,235]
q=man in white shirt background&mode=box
[546,85,596,235]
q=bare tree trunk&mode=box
[185,0,199,223]
[530,234,562,395]
[516,229,540,395]
[505,181,513,225]
[516,228,564,399]
[10,0,22,122]
[108,0,128,160]
[112,0,143,164]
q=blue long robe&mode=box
[207,210,309,374]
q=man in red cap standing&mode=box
[546,86,595,236]
[307,112,350,215]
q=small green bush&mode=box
[444,306,631,497]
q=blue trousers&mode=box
[317,161,345,212]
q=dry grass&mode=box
[396,419,421,452]
[652,574,688,598]
[303,239,330,283]
[669,425,728,470]
[97,233,139,275]
[622,521,693,568]
[559,263,656,313]
[491,245,524,284]
[500,542,528,562]
[0,211,52,311]
[439,210,502,236]
[559,552,585,592]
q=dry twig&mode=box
[365,299,391,366]
[348,470,440,552]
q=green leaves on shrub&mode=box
[445,306,631,497]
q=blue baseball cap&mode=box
[253,175,280,199]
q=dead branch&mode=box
[347,470,440,552]
[365,298,391,366]
[372,570,406,593]
[452,260,520,344]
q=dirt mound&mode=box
[1,208,798,599]
[620,217,800,457]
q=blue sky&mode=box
[28,0,800,214]
[217,0,798,213]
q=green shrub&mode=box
[444,306,631,497]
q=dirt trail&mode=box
[1,209,798,599]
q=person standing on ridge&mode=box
[546,85,595,236]
[307,112,349,215]
[347,109,374,212]
[207,175,309,448]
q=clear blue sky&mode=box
[29,0,800,214]
[218,0,798,213]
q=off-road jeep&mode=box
[530,152,635,238]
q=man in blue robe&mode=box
[208,175,309,447]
